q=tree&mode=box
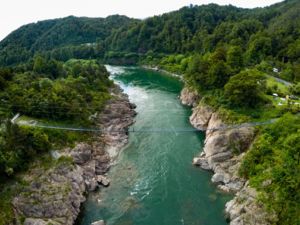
[33,55,47,74]
[207,61,231,88]
[224,69,266,107]
[245,35,272,64]
[227,45,243,72]
[239,114,300,225]
[289,82,300,95]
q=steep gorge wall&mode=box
[180,87,274,225]
[13,87,136,225]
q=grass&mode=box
[16,115,90,127]
[16,115,92,149]
[265,76,289,96]
[197,87,298,124]
[0,175,30,225]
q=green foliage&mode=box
[224,69,267,107]
[1,0,299,72]
[0,58,112,176]
[289,82,300,95]
[245,34,272,64]
[239,114,300,225]
[33,55,64,78]
[0,15,135,66]
[185,52,232,90]
[0,121,50,176]
[0,181,22,225]
[227,46,243,72]
[1,58,112,122]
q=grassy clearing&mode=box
[266,76,290,96]
[15,115,92,149]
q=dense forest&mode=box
[0,58,112,177]
[0,15,135,66]
[0,0,299,79]
[0,0,299,224]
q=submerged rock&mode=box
[96,175,110,187]
[91,220,105,225]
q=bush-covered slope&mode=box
[0,15,136,66]
[1,0,299,67]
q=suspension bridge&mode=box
[11,113,277,133]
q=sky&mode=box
[0,0,283,41]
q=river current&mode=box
[79,66,231,225]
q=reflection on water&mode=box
[79,66,232,225]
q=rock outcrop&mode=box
[96,86,136,159]
[179,87,200,107]
[13,86,136,225]
[180,86,272,225]
[14,163,86,225]
[225,183,275,225]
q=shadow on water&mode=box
[78,66,232,225]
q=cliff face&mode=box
[13,86,136,225]
[180,87,273,225]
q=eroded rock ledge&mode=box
[13,86,136,225]
[180,87,273,225]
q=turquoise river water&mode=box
[78,66,231,225]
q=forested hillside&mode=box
[0,15,136,66]
[0,0,299,75]
[106,0,299,56]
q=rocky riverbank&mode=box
[142,65,183,80]
[12,86,136,225]
[180,87,274,225]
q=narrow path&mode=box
[266,74,292,86]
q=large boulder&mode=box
[96,175,110,187]
[70,143,92,165]
[180,87,200,107]
[190,105,213,130]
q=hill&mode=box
[0,15,137,66]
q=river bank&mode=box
[141,65,183,81]
[12,85,136,225]
[180,87,275,225]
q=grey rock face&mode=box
[70,143,92,165]
[96,175,110,187]
[24,218,48,225]
[225,184,276,225]
[192,156,210,170]
[13,86,136,225]
[13,164,86,225]
[181,87,274,225]
[180,87,200,107]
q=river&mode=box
[78,66,231,225]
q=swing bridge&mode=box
[11,113,276,133]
